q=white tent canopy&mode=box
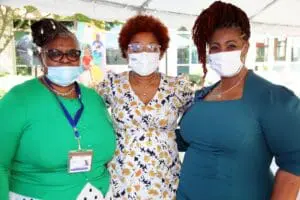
[1,0,300,35]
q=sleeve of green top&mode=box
[96,90,113,124]
[0,86,27,200]
[260,85,300,175]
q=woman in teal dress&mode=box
[0,19,115,200]
[177,1,300,200]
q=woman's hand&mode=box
[271,170,300,200]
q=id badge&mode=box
[68,150,93,173]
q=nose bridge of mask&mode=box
[129,52,145,62]
[129,52,157,64]
[213,50,242,63]
[227,50,242,61]
[48,66,81,74]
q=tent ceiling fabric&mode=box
[1,0,300,35]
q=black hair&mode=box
[31,18,75,48]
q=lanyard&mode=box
[44,77,84,150]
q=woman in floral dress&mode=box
[96,15,194,200]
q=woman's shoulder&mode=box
[7,78,40,95]
[163,73,188,81]
[247,70,298,105]
[194,87,210,101]
[162,73,192,88]
[0,78,40,106]
[80,83,100,97]
[106,70,128,80]
[79,84,107,106]
[247,70,274,89]
[96,70,128,88]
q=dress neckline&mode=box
[126,71,163,106]
[195,70,254,103]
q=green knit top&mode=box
[0,78,116,200]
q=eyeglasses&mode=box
[44,49,81,62]
[128,43,161,53]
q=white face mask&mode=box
[128,52,160,76]
[208,50,244,77]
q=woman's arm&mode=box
[94,71,115,107]
[175,128,189,152]
[271,170,300,200]
[0,87,27,200]
[260,86,300,200]
[175,74,195,113]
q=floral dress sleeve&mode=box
[174,74,195,113]
[174,74,194,152]
[95,71,116,106]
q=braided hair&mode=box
[192,1,250,79]
[31,18,76,48]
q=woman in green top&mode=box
[177,1,300,200]
[0,19,115,200]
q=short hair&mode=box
[192,1,251,78]
[119,15,170,58]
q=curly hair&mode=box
[119,15,169,58]
[192,1,251,78]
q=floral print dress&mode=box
[96,71,194,200]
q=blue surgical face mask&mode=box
[46,66,83,87]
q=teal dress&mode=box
[177,71,300,200]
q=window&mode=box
[256,38,268,62]
[176,33,190,75]
[177,46,189,64]
[191,46,199,64]
[15,31,40,76]
[177,65,189,75]
[274,38,287,61]
[175,32,202,85]
[177,34,190,65]
[106,48,127,65]
[291,38,300,62]
[105,33,127,65]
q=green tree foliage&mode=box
[0,4,123,54]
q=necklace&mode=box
[43,77,75,97]
[209,73,245,99]
[130,72,160,97]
